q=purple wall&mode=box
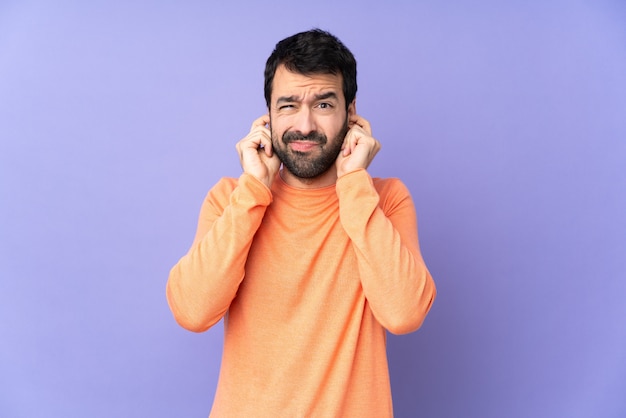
[1,1,625,417]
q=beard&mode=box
[272,120,349,179]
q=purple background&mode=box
[1,1,625,417]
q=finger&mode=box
[342,129,359,156]
[237,128,271,155]
[349,115,372,136]
[261,133,273,157]
[250,127,273,157]
[251,114,270,130]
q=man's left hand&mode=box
[335,115,381,178]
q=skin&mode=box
[236,64,381,189]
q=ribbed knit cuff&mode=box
[236,173,273,207]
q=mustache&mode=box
[282,131,327,145]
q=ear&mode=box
[347,99,356,119]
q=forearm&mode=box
[166,174,272,332]
[337,170,436,334]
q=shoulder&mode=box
[208,176,238,196]
[372,177,414,212]
[373,177,410,197]
[201,177,238,211]
[214,176,239,192]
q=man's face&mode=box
[269,65,355,180]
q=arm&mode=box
[337,170,436,334]
[335,115,435,334]
[166,174,272,332]
[166,115,280,332]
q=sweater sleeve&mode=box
[166,173,272,332]
[336,169,436,334]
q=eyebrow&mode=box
[276,91,339,105]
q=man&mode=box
[167,29,436,417]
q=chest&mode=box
[239,196,361,312]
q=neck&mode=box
[280,166,338,189]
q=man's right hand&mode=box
[236,115,281,188]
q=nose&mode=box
[292,107,316,136]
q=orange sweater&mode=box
[167,169,436,417]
